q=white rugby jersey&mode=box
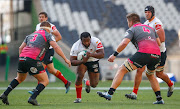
[144,17,166,52]
[36,22,57,49]
[70,36,104,62]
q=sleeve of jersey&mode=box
[124,30,133,40]
[96,40,104,50]
[155,32,159,38]
[23,36,28,43]
[47,34,56,42]
[70,44,78,56]
[154,22,162,31]
[51,25,57,31]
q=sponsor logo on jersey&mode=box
[155,24,161,30]
[124,32,129,36]
[51,36,56,41]
[97,42,103,48]
[52,26,57,31]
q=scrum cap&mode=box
[145,6,155,18]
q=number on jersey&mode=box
[143,27,151,33]
[30,34,38,42]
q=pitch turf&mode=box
[0,80,179,109]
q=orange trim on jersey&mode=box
[148,16,155,22]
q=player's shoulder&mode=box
[144,20,149,25]
[154,17,162,24]
[91,36,100,42]
[71,39,81,51]
[73,39,81,46]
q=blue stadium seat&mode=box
[41,0,179,57]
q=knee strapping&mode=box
[146,69,154,75]
[156,66,164,72]
[123,60,134,72]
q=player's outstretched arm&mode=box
[52,30,62,42]
[50,41,71,67]
[108,38,130,62]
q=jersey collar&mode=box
[148,16,155,22]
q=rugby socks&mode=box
[167,80,173,87]
[108,88,116,95]
[55,70,68,85]
[155,91,162,101]
[31,83,45,99]
[75,84,82,99]
[132,87,138,95]
[4,79,19,96]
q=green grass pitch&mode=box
[0,80,179,109]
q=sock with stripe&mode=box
[75,84,82,99]
[55,70,68,85]
[4,79,19,96]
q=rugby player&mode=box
[97,13,164,104]
[125,6,174,100]
[0,21,71,106]
[70,32,104,103]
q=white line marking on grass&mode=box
[0,87,180,90]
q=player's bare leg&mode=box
[125,66,145,99]
[97,63,137,100]
[88,72,99,88]
[146,71,164,104]
[84,72,99,93]
[156,67,174,97]
[74,64,87,103]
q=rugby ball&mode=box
[77,50,87,60]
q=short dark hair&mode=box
[39,12,48,18]
[126,13,140,23]
[40,21,51,28]
[80,32,91,40]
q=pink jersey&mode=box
[124,23,160,55]
[20,29,56,60]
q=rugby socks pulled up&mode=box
[75,84,82,99]
[108,88,116,95]
[4,79,19,96]
[168,80,173,87]
[55,70,68,85]
[31,83,45,99]
[155,91,162,101]
[132,87,138,95]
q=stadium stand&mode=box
[40,0,179,58]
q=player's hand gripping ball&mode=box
[77,50,87,60]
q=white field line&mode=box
[0,87,180,90]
